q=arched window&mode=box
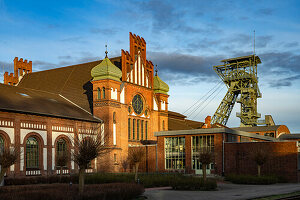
[163,120,165,131]
[113,112,116,124]
[128,119,131,140]
[56,138,67,156]
[0,135,4,153]
[141,121,144,140]
[102,87,106,99]
[133,119,136,140]
[26,137,39,169]
[145,121,148,140]
[137,120,140,140]
[97,88,101,99]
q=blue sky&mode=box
[0,0,300,132]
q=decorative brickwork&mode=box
[4,57,32,85]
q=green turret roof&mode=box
[153,75,169,95]
[91,57,122,82]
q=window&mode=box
[141,121,144,140]
[133,119,136,140]
[137,120,140,140]
[56,138,67,156]
[132,94,143,115]
[0,135,4,153]
[114,153,117,163]
[113,112,116,124]
[165,137,185,169]
[145,121,148,140]
[102,87,105,99]
[26,137,39,169]
[128,119,131,140]
[97,88,101,99]
[162,120,165,131]
[192,135,214,170]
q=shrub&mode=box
[0,183,144,200]
[225,174,279,185]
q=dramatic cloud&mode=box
[148,51,222,84]
[269,75,300,88]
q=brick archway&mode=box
[0,130,11,148]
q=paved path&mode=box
[144,183,300,200]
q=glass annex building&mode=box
[164,135,215,174]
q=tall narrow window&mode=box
[102,87,106,99]
[141,121,144,140]
[133,119,136,140]
[26,137,39,169]
[128,119,131,140]
[97,88,101,99]
[113,112,116,124]
[163,120,165,131]
[137,120,140,140]
[145,121,148,140]
[56,138,67,156]
[0,135,4,153]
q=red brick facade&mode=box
[224,142,298,182]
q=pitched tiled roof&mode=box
[168,111,204,131]
[0,83,102,123]
[18,57,122,113]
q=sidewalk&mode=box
[144,182,300,200]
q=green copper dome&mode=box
[153,75,169,95]
[91,57,122,82]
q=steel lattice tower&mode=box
[211,55,263,127]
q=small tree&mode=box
[121,157,129,172]
[198,147,214,182]
[128,148,145,182]
[56,153,69,182]
[252,148,269,177]
[72,124,108,194]
[0,147,18,185]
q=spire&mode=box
[105,44,108,58]
[155,65,158,76]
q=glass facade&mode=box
[192,135,214,170]
[26,137,39,169]
[165,137,185,169]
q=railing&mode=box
[85,169,94,173]
[26,170,41,176]
[56,169,70,175]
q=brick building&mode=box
[155,114,300,182]
[0,32,299,182]
[0,33,168,176]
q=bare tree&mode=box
[121,157,129,173]
[56,153,69,182]
[128,148,145,182]
[0,147,18,185]
[72,123,109,194]
[252,148,269,177]
[198,147,214,182]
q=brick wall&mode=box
[224,141,298,182]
